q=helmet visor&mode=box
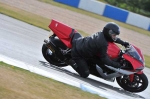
[109,30,119,41]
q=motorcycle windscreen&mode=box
[126,45,144,64]
[49,19,76,48]
[123,45,144,70]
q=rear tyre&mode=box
[42,44,67,67]
[116,73,148,92]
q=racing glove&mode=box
[123,41,130,48]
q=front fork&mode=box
[129,70,143,82]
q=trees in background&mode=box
[99,0,150,17]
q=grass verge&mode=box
[39,0,150,36]
[145,55,150,68]
[0,61,104,99]
[0,2,150,68]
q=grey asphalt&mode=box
[0,14,149,99]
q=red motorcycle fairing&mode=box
[49,19,77,48]
[97,42,120,59]
[122,44,145,71]
[133,45,144,61]
[107,42,120,59]
[123,54,144,70]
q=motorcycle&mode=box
[42,19,148,92]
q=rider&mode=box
[71,22,129,78]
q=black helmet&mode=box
[103,22,120,42]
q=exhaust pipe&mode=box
[105,65,136,75]
[96,65,122,82]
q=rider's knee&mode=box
[81,70,90,78]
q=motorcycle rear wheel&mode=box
[116,73,148,92]
[42,44,67,67]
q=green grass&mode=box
[144,55,150,68]
[97,0,107,3]
[0,61,104,99]
[0,2,150,68]
[39,0,150,36]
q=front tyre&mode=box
[116,73,148,92]
[42,44,67,67]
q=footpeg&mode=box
[44,39,48,43]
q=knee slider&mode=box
[81,70,90,78]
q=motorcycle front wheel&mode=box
[116,73,148,92]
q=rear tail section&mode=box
[49,19,77,48]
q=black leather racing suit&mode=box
[71,31,125,78]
